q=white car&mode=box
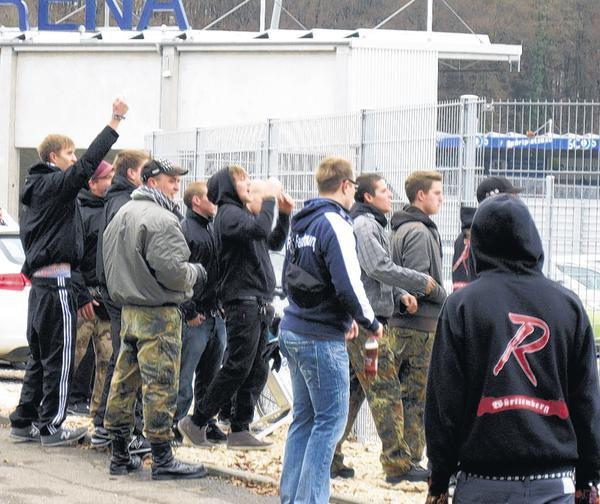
[0,212,30,364]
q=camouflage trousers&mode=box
[335,325,435,476]
[74,316,112,420]
[104,306,182,443]
[341,325,413,476]
[396,327,435,464]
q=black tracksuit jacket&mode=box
[425,194,600,494]
[181,208,219,320]
[206,168,289,304]
[19,126,118,277]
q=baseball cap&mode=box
[476,176,522,203]
[141,158,188,182]
[91,160,113,180]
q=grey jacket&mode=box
[389,207,447,331]
[353,211,430,319]
[103,190,204,307]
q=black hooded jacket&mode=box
[96,174,138,291]
[425,195,600,494]
[19,126,118,277]
[180,208,219,320]
[77,189,104,286]
[451,206,477,291]
[207,168,290,303]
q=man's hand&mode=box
[345,320,359,341]
[370,323,383,339]
[77,300,99,321]
[187,313,206,327]
[109,97,129,130]
[423,276,437,296]
[575,485,600,504]
[265,177,283,199]
[400,293,418,315]
[277,192,295,215]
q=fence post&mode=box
[195,127,206,179]
[358,109,367,175]
[266,118,278,177]
[543,175,555,277]
[460,94,479,202]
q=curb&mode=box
[204,463,369,504]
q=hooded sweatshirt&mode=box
[389,206,447,331]
[280,198,380,340]
[207,168,289,303]
[451,206,477,291]
[96,174,138,293]
[19,126,118,277]
[425,194,600,494]
[350,202,430,319]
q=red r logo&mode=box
[493,313,550,387]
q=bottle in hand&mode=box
[364,336,379,378]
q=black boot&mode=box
[109,436,142,476]
[151,441,208,480]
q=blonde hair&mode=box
[183,181,208,209]
[228,164,248,180]
[404,170,442,203]
[37,134,75,163]
[315,157,354,194]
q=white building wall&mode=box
[13,49,161,149]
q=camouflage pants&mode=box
[74,316,112,419]
[343,325,413,476]
[396,327,435,463]
[104,306,182,443]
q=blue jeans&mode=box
[279,329,349,504]
[174,314,226,423]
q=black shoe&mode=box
[206,423,227,444]
[67,402,90,416]
[151,441,208,480]
[128,434,151,455]
[386,465,429,484]
[110,436,142,476]
[330,464,355,479]
[91,426,111,448]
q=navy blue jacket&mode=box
[280,198,380,341]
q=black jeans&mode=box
[195,299,272,432]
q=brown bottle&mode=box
[364,336,379,378]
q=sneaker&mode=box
[90,426,111,448]
[331,463,355,479]
[128,434,151,455]
[227,430,272,451]
[67,402,90,416]
[206,423,227,444]
[177,416,212,448]
[10,424,41,443]
[171,426,183,447]
[385,464,430,484]
[41,426,88,447]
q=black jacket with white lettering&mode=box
[425,194,600,494]
[19,126,118,277]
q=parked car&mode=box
[549,255,600,348]
[0,212,30,365]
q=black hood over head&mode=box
[460,206,476,231]
[390,205,438,231]
[207,167,243,207]
[77,188,104,208]
[350,201,388,228]
[471,194,543,275]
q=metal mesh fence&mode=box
[147,98,600,443]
